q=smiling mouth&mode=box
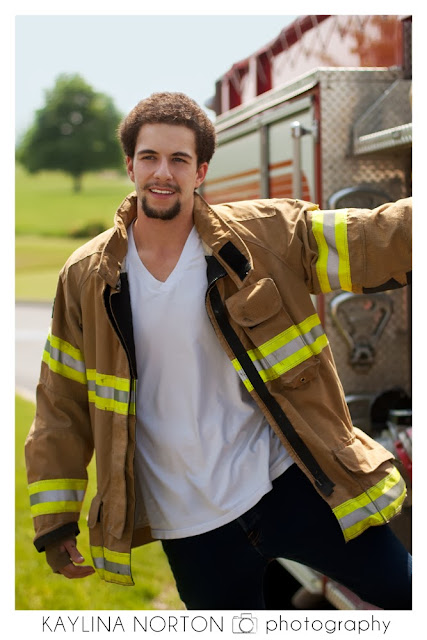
[149,188,174,195]
[145,183,180,196]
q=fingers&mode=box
[46,537,95,579]
[59,562,96,579]
[62,539,85,564]
[58,540,95,579]
[46,538,94,579]
[45,539,75,573]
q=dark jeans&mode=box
[162,464,412,610]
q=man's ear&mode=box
[195,162,209,189]
[126,156,135,182]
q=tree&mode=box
[16,74,124,192]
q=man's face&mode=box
[126,123,208,221]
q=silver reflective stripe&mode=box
[93,557,131,576]
[45,340,86,373]
[87,380,130,404]
[29,489,86,506]
[338,476,406,531]
[254,322,325,373]
[322,212,341,290]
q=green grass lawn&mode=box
[15,236,91,302]
[15,394,184,610]
[15,164,132,237]
[15,165,135,301]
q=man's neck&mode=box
[132,204,194,282]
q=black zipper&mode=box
[103,275,137,380]
[205,255,335,498]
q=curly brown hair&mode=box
[118,92,216,165]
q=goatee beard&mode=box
[140,196,182,221]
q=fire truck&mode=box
[201,15,412,610]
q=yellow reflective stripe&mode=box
[43,333,87,385]
[87,371,130,391]
[260,334,328,382]
[91,545,131,564]
[231,313,328,390]
[364,465,404,504]
[232,336,328,392]
[248,313,320,362]
[28,479,87,517]
[42,352,85,384]
[28,478,87,495]
[96,570,133,586]
[94,569,133,586]
[335,210,352,291]
[333,466,401,520]
[333,467,407,541]
[91,546,133,586]
[86,370,135,416]
[30,501,83,517]
[43,333,136,415]
[311,209,353,293]
[87,391,128,415]
[312,212,332,293]
[232,358,254,392]
[341,489,406,542]
[298,313,321,337]
[48,334,84,361]
[248,313,325,364]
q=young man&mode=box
[25,92,412,610]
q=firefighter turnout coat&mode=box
[25,192,412,586]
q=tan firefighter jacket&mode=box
[25,192,412,586]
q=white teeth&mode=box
[150,188,173,194]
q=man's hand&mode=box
[45,537,96,579]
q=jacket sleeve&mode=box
[298,197,412,295]
[25,268,94,552]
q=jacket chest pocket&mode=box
[225,278,326,389]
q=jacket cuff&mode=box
[34,522,80,552]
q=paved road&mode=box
[15,301,52,402]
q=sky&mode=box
[15,13,298,140]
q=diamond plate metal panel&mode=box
[353,79,412,137]
[317,69,411,401]
[324,288,411,398]
[318,69,408,206]
[353,79,412,154]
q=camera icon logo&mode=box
[232,613,258,634]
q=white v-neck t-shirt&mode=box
[126,222,293,539]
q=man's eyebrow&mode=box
[136,149,193,159]
[171,151,193,159]
[136,148,157,156]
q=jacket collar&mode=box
[97,191,253,289]
[97,192,138,287]
[193,193,253,287]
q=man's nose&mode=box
[153,158,173,180]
